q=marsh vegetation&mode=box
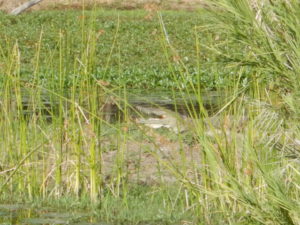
[0,0,299,224]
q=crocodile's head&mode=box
[134,105,188,133]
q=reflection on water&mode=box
[127,90,223,115]
[0,204,103,225]
[6,89,224,123]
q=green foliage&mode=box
[0,9,227,90]
[203,0,300,105]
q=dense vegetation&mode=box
[0,9,230,90]
[0,1,299,224]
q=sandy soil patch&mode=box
[0,0,203,12]
[101,128,202,185]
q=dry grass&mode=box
[0,0,203,12]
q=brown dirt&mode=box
[101,126,202,185]
[0,0,203,13]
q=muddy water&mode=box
[6,89,224,122]
[127,90,223,115]
[0,204,105,225]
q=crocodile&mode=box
[134,105,188,133]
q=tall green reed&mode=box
[204,0,300,112]
[156,3,300,223]
[0,6,163,209]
